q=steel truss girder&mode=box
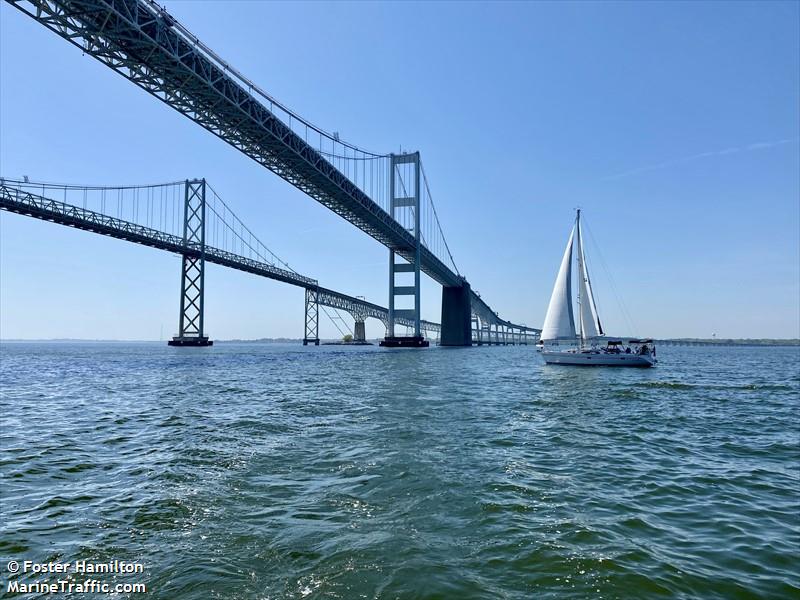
[315,286,439,335]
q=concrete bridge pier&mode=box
[354,318,366,342]
[440,281,473,346]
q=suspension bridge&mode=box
[0,179,537,345]
[3,0,541,347]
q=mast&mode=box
[576,209,603,342]
[576,209,584,346]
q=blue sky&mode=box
[1,0,798,340]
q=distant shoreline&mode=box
[654,339,799,347]
[1,338,798,346]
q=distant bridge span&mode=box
[1,179,538,345]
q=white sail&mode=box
[541,225,576,341]
[576,211,603,340]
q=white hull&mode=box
[542,350,655,367]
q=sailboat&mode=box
[539,210,656,367]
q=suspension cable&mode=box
[139,0,388,159]
[320,305,352,338]
[205,182,296,274]
[420,161,460,275]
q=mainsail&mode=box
[576,210,603,341]
[541,225,576,341]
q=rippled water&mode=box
[1,342,798,599]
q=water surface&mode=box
[1,343,798,598]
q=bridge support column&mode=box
[354,319,366,342]
[381,152,428,348]
[169,179,212,347]
[303,287,320,346]
[440,281,472,346]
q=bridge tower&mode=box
[169,179,212,347]
[303,287,320,345]
[381,153,428,348]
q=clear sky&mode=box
[1,1,798,340]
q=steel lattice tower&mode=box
[168,179,212,346]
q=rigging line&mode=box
[582,217,639,337]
